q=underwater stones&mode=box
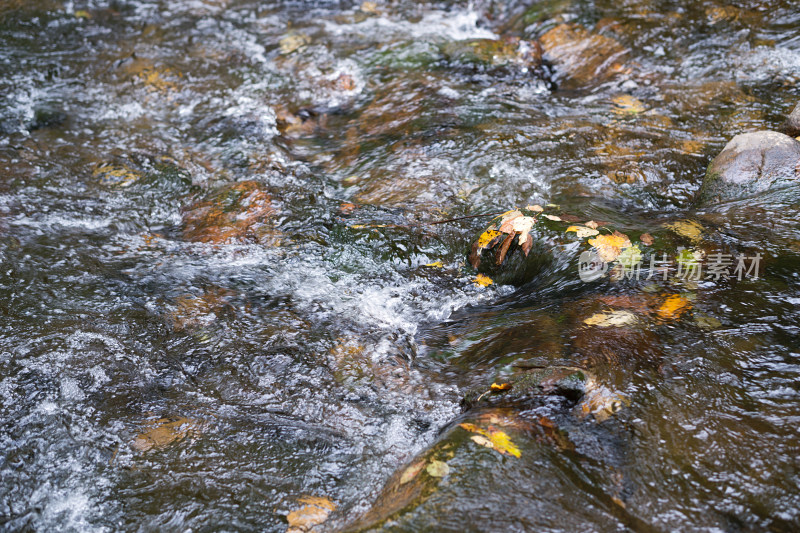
[539,23,629,88]
[181,180,277,244]
[441,36,543,76]
[697,131,800,205]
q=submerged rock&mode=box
[181,180,278,244]
[697,131,800,205]
[539,24,629,88]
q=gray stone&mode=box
[697,131,800,205]
[784,101,800,137]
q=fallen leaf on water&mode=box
[588,231,631,262]
[584,310,637,327]
[474,274,493,287]
[490,382,512,391]
[566,225,600,238]
[74,9,91,18]
[585,220,599,229]
[665,220,703,242]
[657,294,691,320]
[526,204,544,212]
[287,496,336,533]
[616,245,642,267]
[426,460,450,478]
[499,215,536,245]
[639,233,654,245]
[543,214,562,221]
[424,260,444,268]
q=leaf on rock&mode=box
[424,261,444,268]
[490,382,512,391]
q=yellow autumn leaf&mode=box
[461,423,521,458]
[665,220,703,243]
[424,260,444,268]
[476,229,503,249]
[490,382,512,391]
[488,430,521,458]
[287,496,336,533]
[587,231,631,262]
[474,274,493,287]
[657,294,691,320]
[566,225,600,238]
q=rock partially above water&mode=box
[697,131,800,205]
[783,101,800,137]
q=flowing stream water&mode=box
[1,0,800,531]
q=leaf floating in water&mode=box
[426,460,450,478]
[657,294,691,320]
[474,274,493,287]
[526,204,544,212]
[287,496,336,533]
[587,231,631,262]
[639,232,654,246]
[543,214,562,221]
[424,260,444,268]
[584,310,637,327]
[566,225,599,238]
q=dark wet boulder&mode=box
[782,101,800,137]
[697,131,800,205]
